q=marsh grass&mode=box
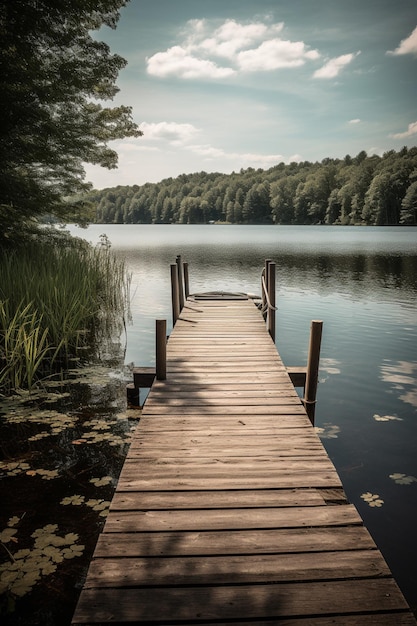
[0,230,130,393]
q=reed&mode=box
[0,231,130,393]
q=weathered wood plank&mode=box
[143,403,306,414]
[109,488,329,510]
[147,388,299,398]
[94,526,377,558]
[123,455,328,467]
[145,395,302,406]
[83,550,390,588]
[72,579,410,623]
[195,617,417,626]
[129,432,321,446]
[121,458,337,473]
[103,504,359,532]
[116,474,343,490]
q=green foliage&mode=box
[400,177,417,224]
[0,0,141,241]
[0,302,51,391]
[0,518,85,601]
[0,231,130,393]
[86,147,417,226]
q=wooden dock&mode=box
[72,293,416,624]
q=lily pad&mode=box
[90,476,113,487]
[0,523,84,598]
[360,492,384,507]
[389,473,417,485]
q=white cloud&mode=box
[389,120,417,139]
[238,39,320,71]
[135,124,288,167]
[387,25,417,56]
[146,18,320,79]
[186,143,290,167]
[313,52,360,79]
[348,118,361,124]
[197,19,273,58]
[114,141,159,153]
[146,45,235,79]
[140,121,200,144]
[187,144,226,158]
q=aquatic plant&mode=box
[315,422,340,439]
[361,492,384,507]
[389,473,417,485]
[373,413,403,422]
[60,495,111,518]
[0,230,131,393]
[0,302,51,391]
[0,363,135,621]
[0,518,85,604]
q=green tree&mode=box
[325,189,342,224]
[0,0,141,242]
[270,175,299,223]
[400,178,417,224]
[243,182,271,223]
[179,197,203,223]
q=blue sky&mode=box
[85,0,417,188]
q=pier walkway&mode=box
[72,295,416,624]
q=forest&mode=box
[85,147,417,226]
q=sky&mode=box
[84,0,417,189]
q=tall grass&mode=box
[0,230,130,393]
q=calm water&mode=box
[69,224,417,610]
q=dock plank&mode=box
[74,580,410,623]
[72,297,416,625]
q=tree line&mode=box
[85,147,417,226]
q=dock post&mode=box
[176,255,185,311]
[183,262,190,299]
[304,320,323,425]
[267,261,276,342]
[156,319,167,380]
[170,264,180,326]
[262,259,271,317]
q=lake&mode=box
[69,223,417,612]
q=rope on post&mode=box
[261,275,278,313]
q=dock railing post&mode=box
[183,262,189,300]
[267,261,276,342]
[304,320,323,425]
[176,255,185,311]
[170,264,180,326]
[156,319,167,380]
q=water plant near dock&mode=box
[0,365,138,623]
[0,230,131,394]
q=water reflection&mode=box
[380,360,417,408]
[119,248,417,304]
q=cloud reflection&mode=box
[380,360,417,408]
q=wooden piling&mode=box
[267,261,276,342]
[304,320,323,424]
[176,255,185,311]
[183,262,189,299]
[170,264,180,326]
[155,319,166,381]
